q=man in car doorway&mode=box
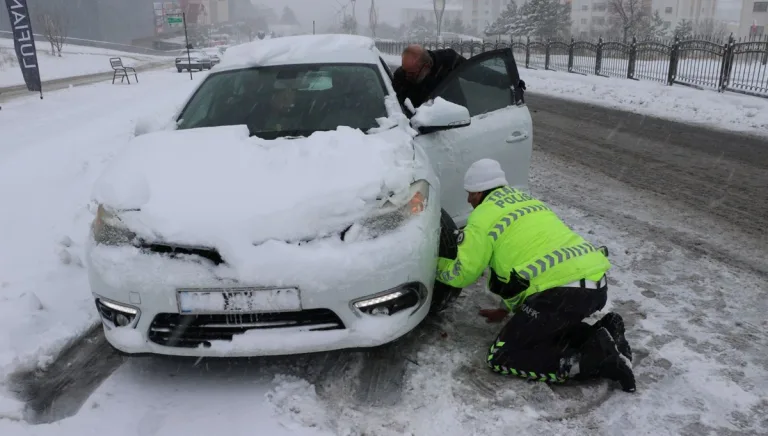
[435,159,636,392]
[392,44,467,110]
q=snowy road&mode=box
[1,70,767,435]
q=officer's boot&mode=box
[578,327,636,392]
[593,312,632,362]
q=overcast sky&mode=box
[253,0,744,30]
[253,0,445,29]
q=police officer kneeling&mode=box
[436,159,636,392]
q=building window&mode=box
[754,1,768,12]
[665,6,673,13]
[581,18,587,24]
[594,3,606,11]
[753,25,765,35]
[582,5,588,10]
[594,17,605,25]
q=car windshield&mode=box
[176,63,388,139]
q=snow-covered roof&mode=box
[216,34,381,71]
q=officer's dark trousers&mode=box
[486,286,608,382]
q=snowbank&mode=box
[0,70,205,416]
[93,125,415,246]
[382,54,768,137]
[0,39,170,87]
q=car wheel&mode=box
[177,68,182,73]
[430,209,462,314]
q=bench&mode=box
[109,57,139,84]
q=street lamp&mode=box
[434,0,446,40]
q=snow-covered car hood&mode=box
[92,125,416,248]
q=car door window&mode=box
[429,49,520,117]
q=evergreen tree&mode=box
[636,10,667,40]
[407,15,436,40]
[280,6,300,26]
[485,2,522,36]
[674,19,693,40]
[447,17,466,34]
[486,0,570,39]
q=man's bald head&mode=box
[401,44,432,83]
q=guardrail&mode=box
[0,31,177,56]
[376,35,768,99]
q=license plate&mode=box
[177,288,301,314]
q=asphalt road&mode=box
[526,91,768,276]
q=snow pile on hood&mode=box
[92,125,415,247]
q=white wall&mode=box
[739,0,768,37]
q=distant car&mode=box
[87,34,532,357]
[202,48,221,66]
[175,49,212,72]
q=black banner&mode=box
[4,0,42,93]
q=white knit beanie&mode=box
[464,159,509,192]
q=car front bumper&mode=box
[85,209,440,357]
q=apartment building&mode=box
[401,1,464,27]
[653,0,717,31]
[739,0,768,37]
[462,0,516,34]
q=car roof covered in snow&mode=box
[216,34,383,71]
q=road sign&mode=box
[167,16,183,24]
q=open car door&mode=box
[412,48,532,227]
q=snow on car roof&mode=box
[216,34,382,71]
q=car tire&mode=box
[177,68,182,73]
[429,209,462,314]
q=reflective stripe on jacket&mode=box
[436,186,611,312]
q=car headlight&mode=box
[361,180,429,237]
[92,204,137,246]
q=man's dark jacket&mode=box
[392,49,466,110]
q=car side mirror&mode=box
[410,97,471,134]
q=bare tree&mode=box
[37,4,69,57]
[607,0,647,42]
[369,0,379,38]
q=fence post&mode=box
[526,36,531,68]
[568,37,574,72]
[627,36,637,79]
[667,37,679,86]
[762,34,768,65]
[595,36,603,75]
[545,39,551,70]
[718,34,735,92]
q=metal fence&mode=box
[376,35,768,99]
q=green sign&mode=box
[167,16,182,24]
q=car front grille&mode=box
[147,309,345,348]
[142,243,224,265]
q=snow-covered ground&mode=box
[0,39,171,87]
[0,70,202,419]
[382,54,768,137]
[0,57,766,435]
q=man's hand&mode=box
[479,308,508,323]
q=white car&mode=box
[202,47,222,66]
[175,49,213,72]
[86,34,532,357]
